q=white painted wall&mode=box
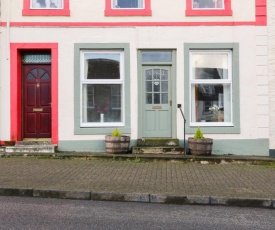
[0,25,268,142]
[0,0,255,23]
[268,0,275,149]
[0,30,11,141]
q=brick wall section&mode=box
[268,0,275,149]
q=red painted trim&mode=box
[22,0,70,16]
[4,21,256,27]
[186,0,232,16]
[105,0,152,16]
[255,0,267,25]
[10,43,58,144]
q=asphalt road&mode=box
[0,197,274,230]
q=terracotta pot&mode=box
[105,135,130,154]
[188,137,213,156]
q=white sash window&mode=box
[190,50,232,126]
[80,51,125,127]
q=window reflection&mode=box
[31,0,63,9]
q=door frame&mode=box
[137,50,177,139]
[10,43,58,144]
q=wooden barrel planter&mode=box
[188,137,213,156]
[105,135,130,154]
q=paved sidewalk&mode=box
[0,156,275,208]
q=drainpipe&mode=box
[177,104,186,155]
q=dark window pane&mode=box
[85,53,120,79]
[146,81,152,92]
[153,81,160,92]
[114,0,143,8]
[154,93,160,104]
[82,84,122,123]
[31,69,38,76]
[161,69,168,80]
[146,93,152,104]
[145,69,152,80]
[41,73,50,80]
[27,73,35,80]
[153,69,160,80]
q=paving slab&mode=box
[0,157,274,209]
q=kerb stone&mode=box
[33,189,90,200]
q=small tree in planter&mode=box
[188,126,213,156]
[105,128,130,154]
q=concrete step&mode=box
[132,146,185,155]
[137,138,179,147]
[5,144,56,154]
[16,141,52,146]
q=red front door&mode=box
[23,65,52,138]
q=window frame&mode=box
[80,50,125,127]
[186,0,232,16]
[105,0,152,16]
[189,50,233,127]
[74,43,131,135]
[22,0,70,16]
[184,43,240,134]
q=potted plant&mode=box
[188,126,213,155]
[105,128,130,154]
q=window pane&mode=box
[82,84,122,123]
[154,93,160,104]
[142,51,172,62]
[146,93,152,104]
[113,0,144,8]
[84,53,120,79]
[191,84,231,123]
[162,93,168,104]
[191,52,229,79]
[31,0,63,9]
[193,0,224,9]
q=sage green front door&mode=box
[142,66,172,137]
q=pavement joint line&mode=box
[0,187,274,209]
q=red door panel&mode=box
[26,113,36,134]
[23,65,51,138]
[40,113,51,134]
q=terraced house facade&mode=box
[0,0,272,156]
